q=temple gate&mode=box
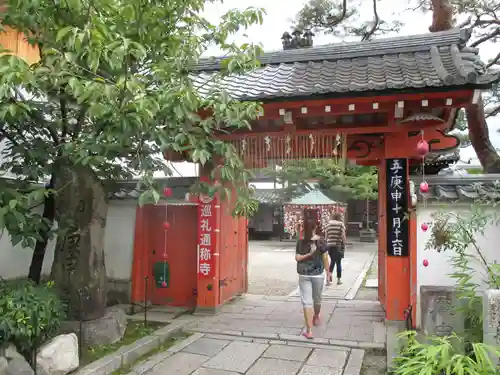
[181,28,497,327]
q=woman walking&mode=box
[325,212,347,285]
[295,219,330,339]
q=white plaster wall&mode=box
[0,200,138,281]
[416,204,500,328]
[103,201,138,280]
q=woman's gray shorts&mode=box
[298,275,324,308]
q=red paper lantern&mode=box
[163,221,170,230]
[163,187,172,197]
[416,140,429,156]
[419,181,429,193]
[423,259,429,267]
[421,222,429,232]
[161,281,167,287]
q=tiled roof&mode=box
[412,174,500,202]
[252,189,283,204]
[109,177,198,204]
[190,29,497,101]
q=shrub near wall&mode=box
[0,280,65,359]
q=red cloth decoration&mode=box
[416,140,429,156]
[419,181,429,193]
[163,187,172,197]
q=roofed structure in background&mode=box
[288,189,338,205]
[410,150,460,175]
[109,177,198,203]
[190,28,497,103]
[413,174,500,202]
[252,189,284,204]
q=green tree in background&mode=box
[264,159,377,202]
[0,0,264,320]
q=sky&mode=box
[167,0,500,179]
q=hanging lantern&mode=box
[163,187,172,197]
[416,140,429,156]
[421,222,429,232]
[161,280,167,287]
[422,259,429,267]
[163,221,170,230]
[419,181,429,193]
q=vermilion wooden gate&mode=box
[218,194,247,304]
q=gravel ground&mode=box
[247,241,298,296]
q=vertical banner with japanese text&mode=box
[386,158,409,257]
[198,194,217,277]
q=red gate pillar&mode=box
[383,134,412,323]
[377,166,386,308]
[194,163,221,314]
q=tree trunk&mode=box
[51,164,108,321]
[467,95,500,173]
[27,174,56,284]
[430,0,499,173]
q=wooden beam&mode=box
[261,89,474,113]
[217,119,455,140]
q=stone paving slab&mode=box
[135,333,366,375]
[185,296,385,346]
[247,358,303,375]
[202,341,269,373]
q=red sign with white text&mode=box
[197,195,216,278]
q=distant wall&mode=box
[0,200,138,303]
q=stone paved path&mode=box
[129,332,366,375]
[184,296,385,347]
[135,242,384,374]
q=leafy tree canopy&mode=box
[0,0,264,248]
[264,159,377,202]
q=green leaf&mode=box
[56,26,73,42]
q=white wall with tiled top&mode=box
[0,200,138,282]
[416,204,500,328]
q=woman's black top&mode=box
[295,239,327,276]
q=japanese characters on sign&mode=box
[386,158,409,257]
[198,195,216,277]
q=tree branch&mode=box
[486,50,500,69]
[60,95,68,142]
[72,107,86,141]
[470,27,500,47]
[486,103,500,119]
[362,0,380,41]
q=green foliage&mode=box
[426,206,500,343]
[393,331,500,375]
[0,280,65,356]
[393,204,500,373]
[263,159,377,201]
[0,0,266,249]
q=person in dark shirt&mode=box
[295,219,330,339]
[325,212,347,285]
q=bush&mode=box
[0,280,65,356]
[392,331,500,375]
